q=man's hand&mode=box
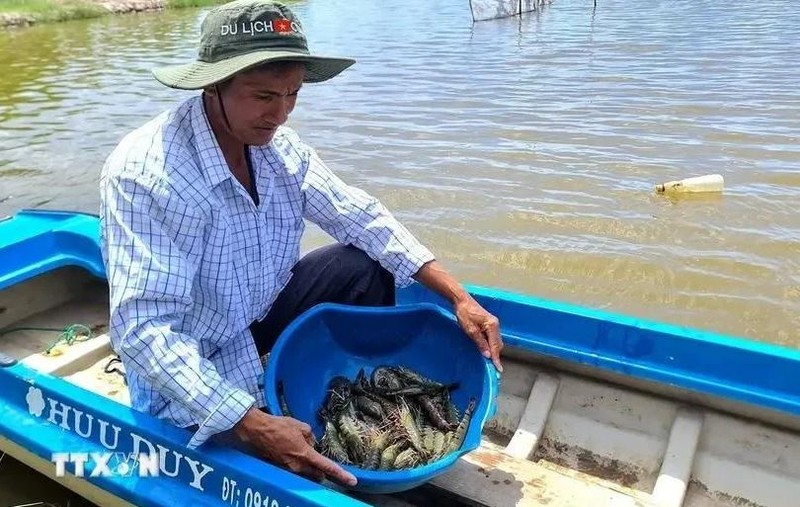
[413,260,504,372]
[233,408,356,486]
[454,294,504,372]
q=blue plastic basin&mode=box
[263,302,499,494]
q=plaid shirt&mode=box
[99,95,434,449]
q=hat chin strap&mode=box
[216,84,235,135]
[204,85,251,156]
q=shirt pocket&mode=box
[267,200,304,276]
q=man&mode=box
[100,0,503,487]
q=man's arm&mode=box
[298,144,503,370]
[412,261,503,371]
[299,146,435,287]
[101,173,255,448]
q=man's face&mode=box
[218,62,305,146]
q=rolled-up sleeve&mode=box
[101,172,254,449]
[300,147,435,286]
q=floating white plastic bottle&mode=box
[655,174,724,194]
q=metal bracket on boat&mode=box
[0,351,18,367]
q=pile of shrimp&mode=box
[280,365,476,471]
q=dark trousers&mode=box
[192,243,394,450]
[249,243,396,356]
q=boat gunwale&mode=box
[400,283,800,425]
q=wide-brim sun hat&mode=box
[152,0,355,89]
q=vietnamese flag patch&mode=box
[274,19,292,33]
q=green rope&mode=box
[0,324,94,354]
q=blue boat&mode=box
[1,208,799,507]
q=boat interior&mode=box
[2,266,800,507]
